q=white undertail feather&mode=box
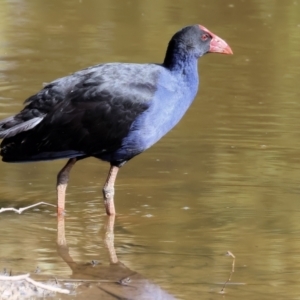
[0,117,44,139]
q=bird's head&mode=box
[170,24,233,58]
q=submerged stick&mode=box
[220,251,236,294]
[0,202,56,214]
[0,273,70,294]
[25,277,70,294]
[0,273,30,281]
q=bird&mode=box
[0,24,232,216]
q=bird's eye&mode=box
[201,33,210,41]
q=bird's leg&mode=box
[56,158,77,216]
[103,165,119,216]
[104,215,118,263]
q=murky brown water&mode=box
[1,0,300,299]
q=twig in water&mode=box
[0,273,30,281]
[0,202,56,214]
[0,273,70,294]
[220,250,236,294]
[25,277,70,294]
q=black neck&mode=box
[163,40,196,71]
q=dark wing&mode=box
[0,63,160,162]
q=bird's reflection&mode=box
[56,215,176,300]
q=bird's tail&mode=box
[1,130,85,163]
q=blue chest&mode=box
[118,65,199,159]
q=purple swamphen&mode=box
[0,25,232,216]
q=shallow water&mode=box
[1,0,300,299]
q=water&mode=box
[1,0,300,299]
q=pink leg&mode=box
[56,158,77,216]
[102,165,119,215]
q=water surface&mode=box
[1,0,300,299]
